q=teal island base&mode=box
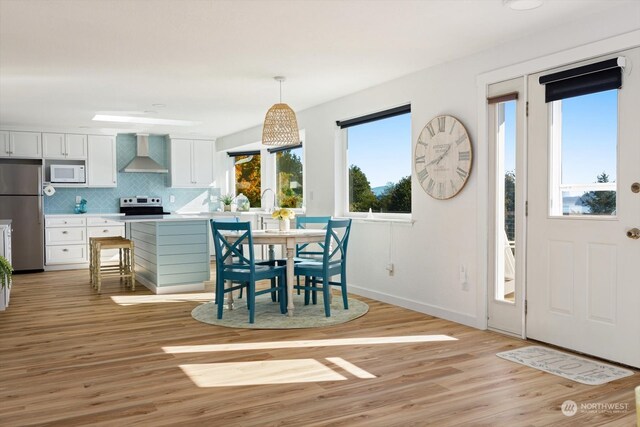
[128,219,210,294]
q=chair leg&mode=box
[96,243,102,294]
[129,245,136,291]
[322,275,331,317]
[249,283,255,324]
[311,277,317,305]
[216,279,225,320]
[341,274,348,309]
[270,277,277,302]
[304,276,310,305]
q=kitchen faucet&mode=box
[261,188,277,213]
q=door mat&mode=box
[496,346,634,385]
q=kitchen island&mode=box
[114,215,212,294]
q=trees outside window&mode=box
[580,172,616,215]
[235,154,261,208]
[276,148,303,208]
[346,111,411,214]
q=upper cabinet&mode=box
[0,131,42,158]
[168,138,214,188]
[43,133,87,159]
[87,135,117,187]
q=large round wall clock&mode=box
[414,115,472,200]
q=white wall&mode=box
[216,4,640,328]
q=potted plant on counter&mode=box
[272,208,296,231]
[0,255,12,311]
[220,194,234,212]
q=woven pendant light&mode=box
[262,76,300,146]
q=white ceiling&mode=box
[0,0,632,138]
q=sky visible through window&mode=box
[348,113,411,190]
[503,90,617,184]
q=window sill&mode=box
[346,214,414,225]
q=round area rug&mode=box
[191,294,368,329]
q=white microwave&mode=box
[50,164,86,183]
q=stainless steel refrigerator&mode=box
[0,160,44,271]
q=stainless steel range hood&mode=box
[122,134,168,173]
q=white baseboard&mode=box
[136,275,206,295]
[348,284,481,329]
[45,263,88,271]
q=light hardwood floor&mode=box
[0,268,637,426]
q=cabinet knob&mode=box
[62,249,68,252]
[62,231,68,234]
[103,230,108,233]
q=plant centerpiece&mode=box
[272,208,295,231]
[220,194,234,211]
[0,255,12,290]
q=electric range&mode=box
[119,196,171,216]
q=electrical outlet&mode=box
[75,196,81,203]
[170,195,175,203]
[460,265,469,291]
[386,263,394,276]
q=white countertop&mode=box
[45,213,125,218]
[112,211,282,223]
[0,219,12,226]
[111,214,212,223]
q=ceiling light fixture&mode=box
[92,114,200,127]
[503,0,543,11]
[262,76,300,146]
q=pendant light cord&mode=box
[279,80,283,103]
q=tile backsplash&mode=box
[44,134,220,214]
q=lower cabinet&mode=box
[45,215,124,269]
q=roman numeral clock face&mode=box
[414,115,472,200]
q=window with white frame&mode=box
[232,151,262,208]
[228,143,304,210]
[538,56,622,218]
[338,105,411,214]
[548,90,617,216]
[269,144,304,208]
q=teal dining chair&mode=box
[210,218,281,302]
[211,221,287,323]
[293,216,331,294]
[295,216,331,261]
[294,218,352,317]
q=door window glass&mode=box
[550,90,617,216]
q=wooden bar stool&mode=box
[89,236,135,294]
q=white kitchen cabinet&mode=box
[43,133,66,158]
[46,245,87,265]
[45,214,124,269]
[43,133,87,159]
[45,216,87,265]
[168,138,214,188]
[65,134,88,159]
[0,131,9,157]
[87,135,117,187]
[0,131,42,158]
[169,139,193,187]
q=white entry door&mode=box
[527,48,640,368]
